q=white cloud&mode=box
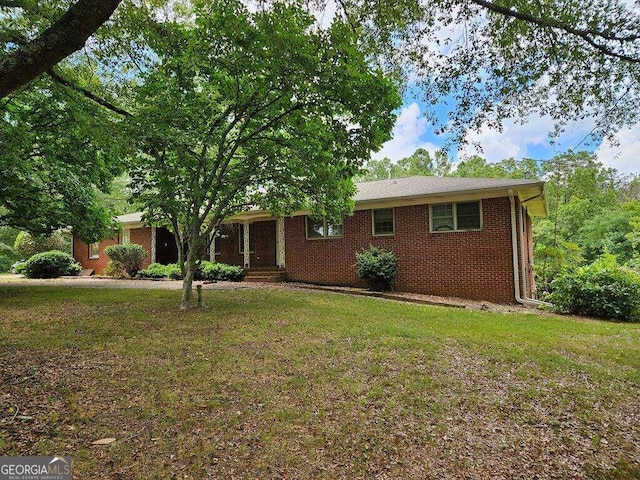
[373,103,440,161]
[457,115,595,162]
[595,124,640,175]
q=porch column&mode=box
[151,227,156,263]
[121,228,130,244]
[276,217,285,268]
[243,220,250,268]
[209,230,215,262]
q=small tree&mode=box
[128,1,400,308]
[356,246,398,292]
[105,244,147,277]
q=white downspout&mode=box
[519,203,527,298]
[509,190,550,308]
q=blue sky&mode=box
[373,90,640,176]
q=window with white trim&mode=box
[430,201,482,232]
[372,208,394,236]
[89,242,100,259]
[306,217,343,239]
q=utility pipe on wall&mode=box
[509,190,551,308]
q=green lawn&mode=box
[1,286,638,479]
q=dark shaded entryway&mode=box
[155,227,178,265]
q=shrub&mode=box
[103,260,125,278]
[12,261,27,274]
[165,263,183,280]
[197,261,245,282]
[136,262,243,281]
[356,246,398,292]
[548,254,640,322]
[105,244,147,277]
[14,231,69,258]
[136,263,173,279]
[23,250,79,279]
[64,262,82,276]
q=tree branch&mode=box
[471,0,640,64]
[47,69,133,117]
[0,0,123,99]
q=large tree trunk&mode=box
[0,0,123,98]
[180,232,207,309]
[174,232,185,277]
[180,249,198,309]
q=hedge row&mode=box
[136,261,245,282]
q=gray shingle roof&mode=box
[117,176,546,224]
[354,176,543,202]
[116,212,144,224]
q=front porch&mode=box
[214,218,287,273]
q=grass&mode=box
[0,285,639,479]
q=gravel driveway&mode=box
[0,275,252,290]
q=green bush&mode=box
[356,246,398,292]
[64,262,82,276]
[136,263,174,279]
[548,254,640,322]
[12,261,27,274]
[165,264,184,280]
[196,261,245,282]
[105,244,147,277]
[136,261,244,281]
[14,231,69,258]
[103,260,125,278]
[23,250,80,279]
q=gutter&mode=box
[508,190,552,308]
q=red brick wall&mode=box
[129,228,153,269]
[73,236,119,274]
[284,197,521,303]
[215,224,244,266]
[216,221,276,268]
[73,227,153,274]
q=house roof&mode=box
[351,176,547,217]
[117,176,547,226]
[116,212,144,224]
[354,176,542,202]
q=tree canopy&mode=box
[337,0,640,143]
[0,72,122,241]
[127,0,400,307]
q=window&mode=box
[89,242,100,259]
[238,224,254,253]
[430,201,482,232]
[306,217,343,239]
[373,208,395,236]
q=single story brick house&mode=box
[73,176,547,304]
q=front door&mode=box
[250,220,277,267]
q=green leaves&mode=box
[0,73,124,242]
[549,254,640,321]
[339,0,640,143]
[128,0,400,230]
